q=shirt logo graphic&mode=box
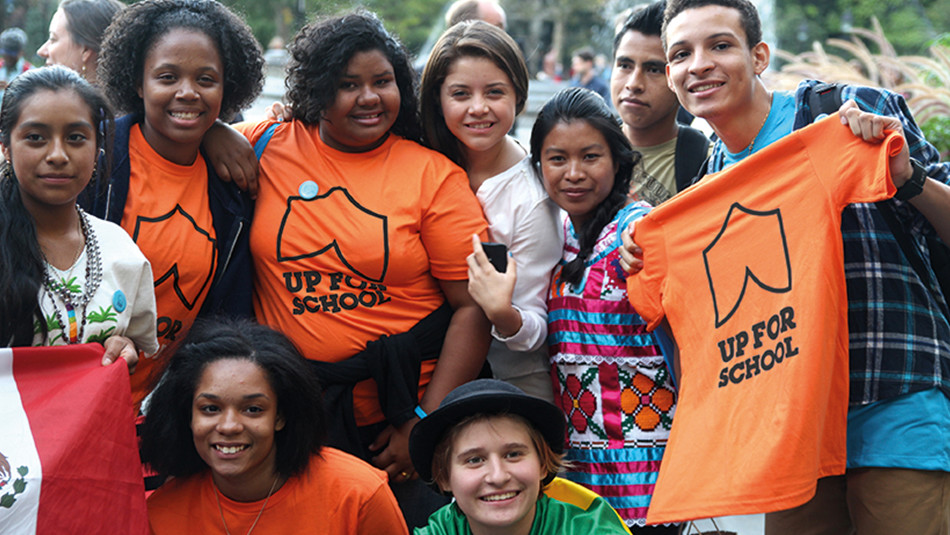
[132,205,216,310]
[277,187,389,282]
[704,203,791,327]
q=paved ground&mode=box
[696,514,764,534]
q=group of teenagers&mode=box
[1,0,948,533]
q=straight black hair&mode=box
[0,66,113,346]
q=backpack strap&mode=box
[806,82,844,121]
[254,122,280,159]
[674,125,711,192]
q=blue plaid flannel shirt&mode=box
[792,79,950,405]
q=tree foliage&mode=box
[223,0,446,54]
[774,0,950,57]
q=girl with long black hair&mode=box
[0,65,156,367]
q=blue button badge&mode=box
[299,180,319,199]
[112,290,127,312]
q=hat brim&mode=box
[409,391,565,483]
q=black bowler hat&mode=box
[409,379,565,484]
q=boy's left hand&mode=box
[839,99,913,187]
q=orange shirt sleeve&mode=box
[420,159,490,281]
[356,482,410,535]
[805,114,902,207]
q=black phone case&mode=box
[482,242,508,273]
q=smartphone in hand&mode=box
[481,242,508,273]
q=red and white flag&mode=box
[0,344,147,534]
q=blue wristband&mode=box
[414,405,427,420]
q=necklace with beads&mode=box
[214,476,279,535]
[42,206,102,344]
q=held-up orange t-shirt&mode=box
[625,116,902,524]
[121,125,216,406]
[237,120,488,425]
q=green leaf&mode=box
[62,276,80,293]
[85,327,116,345]
[12,479,25,493]
[589,420,608,440]
[579,367,599,389]
[87,306,117,324]
[16,466,27,477]
[0,493,15,507]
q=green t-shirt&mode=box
[414,494,629,534]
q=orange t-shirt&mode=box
[121,125,216,405]
[237,121,488,424]
[626,116,902,524]
[146,448,409,534]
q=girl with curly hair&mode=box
[83,0,264,409]
[141,318,410,534]
[420,20,562,403]
[0,66,157,366]
[233,10,490,528]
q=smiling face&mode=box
[319,49,401,153]
[610,30,679,145]
[539,119,617,229]
[137,28,223,165]
[3,89,97,216]
[37,9,88,73]
[191,359,285,495]
[440,55,516,161]
[664,4,769,126]
[445,416,542,535]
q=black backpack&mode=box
[674,125,711,193]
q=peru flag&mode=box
[0,344,147,534]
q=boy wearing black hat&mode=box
[409,379,630,534]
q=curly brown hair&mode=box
[285,9,422,143]
[97,0,263,121]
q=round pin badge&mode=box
[112,290,127,313]
[299,180,319,199]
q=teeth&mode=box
[482,492,517,502]
[171,111,199,120]
[468,122,492,129]
[692,83,721,92]
[215,445,246,454]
